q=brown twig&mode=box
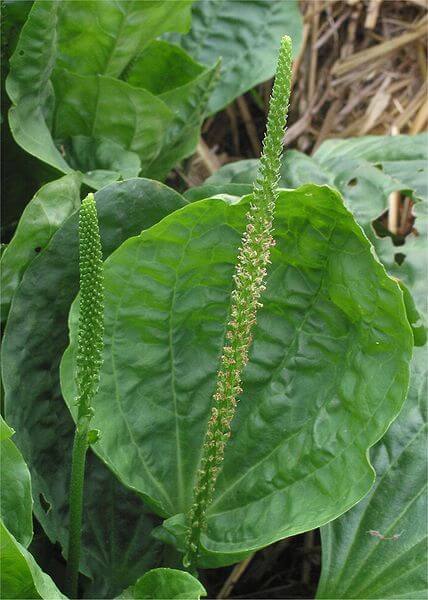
[236,95,262,156]
[217,554,255,599]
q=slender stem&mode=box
[65,193,104,598]
[66,426,89,598]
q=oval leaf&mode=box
[118,568,206,600]
[2,179,187,596]
[6,0,211,187]
[1,173,81,324]
[61,184,412,565]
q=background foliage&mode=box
[1,0,426,598]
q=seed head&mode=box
[184,36,293,569]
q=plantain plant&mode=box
[1,23,419,599]
[58,36,411,575]
[66,193,104,598]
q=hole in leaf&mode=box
[371,193,417,246]
[347,178,358,187]
[34,246,42,253]
[394,252,406,265]
[417,168,424,173]
[374,163,383,171]
[39,493,51,514]
[19,50,24,56]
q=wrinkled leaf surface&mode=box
[61,185,412,565]
[2,179,187,596]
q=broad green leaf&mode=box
[167,0,303,114]
[0,417,33,548]
[55,1,193,78]
[123,40,219,181]
[0,522,67,600]
[62,136,141,189]
[314,132,428,600]
[204,136,427,309]
[2,179,187,596]
[316,347,427,599]
[51,67,173,178]
[314,134,428,327]
[6,0,217,186]
[125,40,205,95]
[118,568,206,600]
[0,173,81,324]
[61,185,412,566]
[6,1,72,178]
[125,41,220,181]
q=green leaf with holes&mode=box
[166,0,303,114]
[1,179,187,597]
[6,0,217,187]
[314,133,428,205]
[117,568,206,600]
[60,184,412,566]
[0,418,63,600]
[0,173,81,325]
[0,416,33,548]
[204,134,428,309]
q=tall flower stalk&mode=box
[66,193,104,599]
[184,36,293,570]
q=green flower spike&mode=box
[184,36,293,570]
[66,193,104,599]
[75,193,104,425]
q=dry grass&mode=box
[186,0,427,184]
[288,0,428,153]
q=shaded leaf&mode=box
[2,179,187,596]
[63,137,141,189]
[6,0,217,186]
[315,134,428,204]
[184,183,252,203]
[51,67,173,181]
[124,40,220,181]
[125,40,205,95]
[1,173,81,324]
[118,568,206,600]
[167,0,303,114]
[205,150,331,188]
[61,185,412,566]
